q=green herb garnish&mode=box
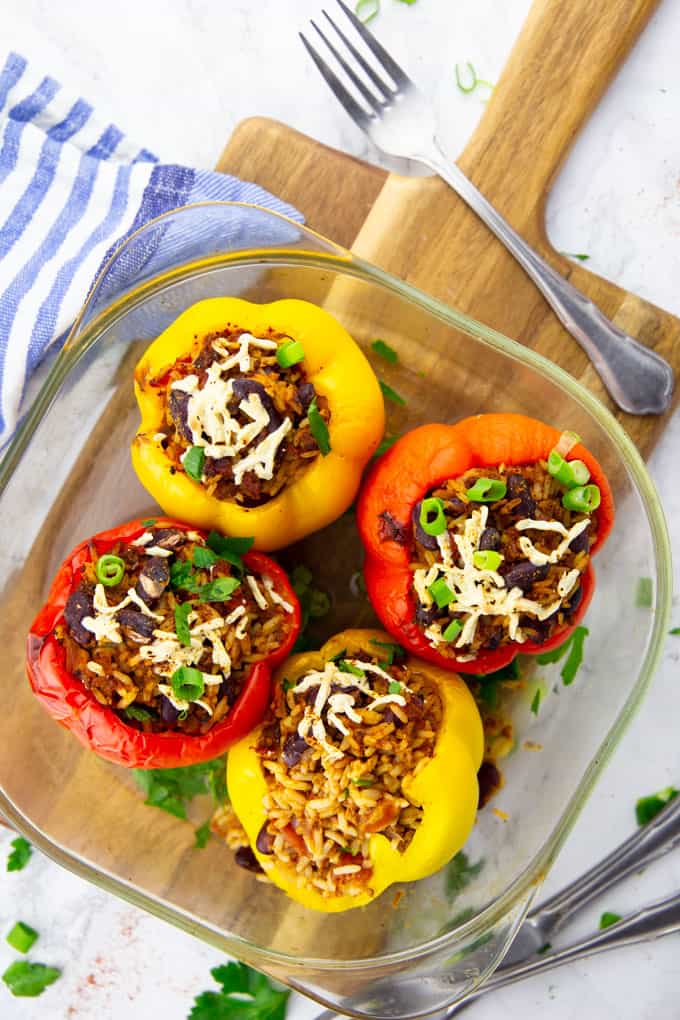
[379,379,406,406]
[95,553,125,587]
[455,61,494,95]
[635,786,678,826]
[174,601,193,646]
[7,837,32,873]
[388,681,402,695]
[171,666,204,702]
[530,688,542,715]
[374,433,400,459]
[536,626,588,686]
[371,339,399,364]
[188,962,290,1020]
[338,660,366,678]
[6,922,38,954]
[636,577,653,608]
[141,518,157,527]
[599,911,621,929]
[472,550,503,572]
[561,252,590,262]
[276,339,305,368]
[183,445,205,482]
[547,449,590,489]
[170,559,199,591]
[200,576,241,602]
[2,961,61,998]
[194,820,211,850]
[442,619,463,643]
[537,942,552,955]
[124,704,153,723]
[206,531,254,573]
[355,0,380,22]
[445,851,484,899]
[193,547,219,569]
[670,627,680,635]
[369,639,404,665]
[307,397,331,456]
[133,756,228,819]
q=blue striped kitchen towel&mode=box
[0,50,303,447]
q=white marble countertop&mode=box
[3,0,680,1017]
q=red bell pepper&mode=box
[26,518,301,768]
[357,414,614,675]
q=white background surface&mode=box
[3,0,680,1017]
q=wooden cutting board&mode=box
[216,0,679,458]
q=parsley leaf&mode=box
[7,837,32,873]
[635,786,678,826]
[2,961,61,998]
[379,380,406,407]
[200,577,241,602]
[445,851,484,899]
[599,911,621,929]
[170,559,199,591]
[175,602,193,646]
[206,531,254,574]
[194,821,211,850]
[561,252,590,262]
[133,756,228,820]
[536,626,588,685]
[371,339,399,364]
[124,704,154,723]
[188,962,290,1020]
[670,627,680,635]
[307,397,331,456]
[530,688,542,715]
[369,638,404,666]
[635,576,653,608]
[193,547,219,569]
[183,445,205,482]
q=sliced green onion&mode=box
[419,497,447,536]
[562,484,600,513]
[530,689,542,716]
[199,576,241,602]
[171,666,204,702]
[473,550,503,571]
[307,397,331,456]
[174,602,193,646]
[428,577,456,608]
[355,0,379,23]
[388,681,402,694]
[547,449,590,489]
[442,619,463,642]
[379,380,406,406]
[369,639,403,665]
[276,339,305,368]
[183,445,205,482]
[6,922,38,954]
[554,430,581,456]
[95,554,125,587]
[455,62,494,95]
[338,660,365,678]
[371,339,398,364]
[465,477,507,502]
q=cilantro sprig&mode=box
[2,961,61,998]
[7,837,32,873]
[133,756,228,821]
[445,851,484,900]
[635,786,678,826]
[536,626,588,686]
[599,911,621,929]
[189,962,290,1020]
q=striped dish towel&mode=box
[0,50,302,447]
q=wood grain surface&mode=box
[216,0,678,457]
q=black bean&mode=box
[382,706,404,727]
[378,510,409,545]
[256,824,275,855]
[506,473,536,517]
[502,561,549,592]
[446,495,468,516]
[231,377,283,435]
[235,846,264,874]
[570,526,590,554]
[168,389,192,442]
[218,677,239,704]
[64,586,94,647]
[564,582,583,616]
[415,601,439,627]
[136,557,170,604]
[411,500,438,550]
[479,526,501,551]
[478,761,502,809]
[159,694,180,725]
[151,529,186,551]
[117,609,155,642]
[304,685,320,706]
[297,381,315,411]
[282,733,309,767]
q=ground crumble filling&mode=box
[215,649,443,897]
[58,527,294,735]
[154,326,330,507]
[404,463,595,658]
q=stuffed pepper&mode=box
[358,413,614,675]
[224,629,483,912]
[131,298,385,551]
[26,518,300,768]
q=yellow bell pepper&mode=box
[227,628,484,913]
[131,298,385,551]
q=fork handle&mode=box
[527,793,680,934]
[420,140,673,416]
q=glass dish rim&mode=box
[0,200,672,975]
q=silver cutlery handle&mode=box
[530,794,680,934]
[422,140,673,416]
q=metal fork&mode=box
[300,0,674,416]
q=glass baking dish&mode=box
[0,203,671,1019]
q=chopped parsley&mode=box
[2,961,61,998]
[445,851,484,899]
[670,627,680,635]
[374,433,400,459]
[369,638,404,665]
[291,563,331,651]
[635,576,653,608]
[388,680,402,695]
[6,921,38,954]
[194,821,212,850]
[170,559,198,591]
[530,688,542,715]
[599,911,621,929]
[561,252,590,262]
[174,601,193,646]
[635,786,678,826]
[141,518,157,527]
[536,626,588,686]
[193,547,219,569]
[355,0,380,22]
[123,704,154,723]
[379,379,406,407]
[133,756,229,820]
[183,445,205,482]
[338,660,366,678]
[307,397,331,455]
[7,837,32,873]
[205,531,254,573]
[200,576,241,602]
[188,961,290,1020]
[455,62,494,95]
[371,339,399,364]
